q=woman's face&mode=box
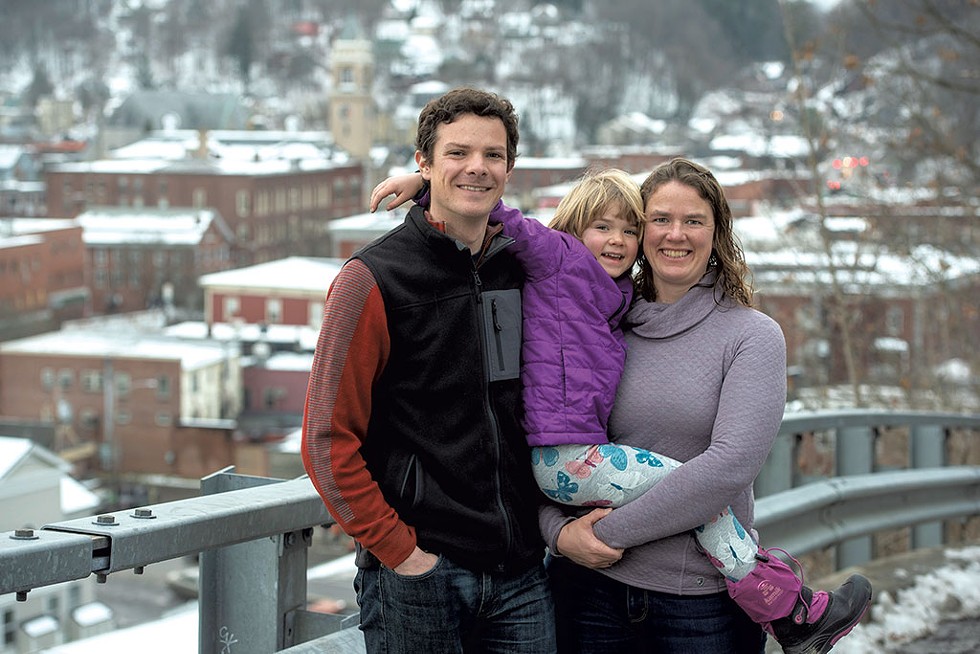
[642,181,716,304]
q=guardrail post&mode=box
[199,469,311,654]
[836,426,874,568]
[756,432,796,498]
[911,424,947,549]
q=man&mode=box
[302,88,555,653]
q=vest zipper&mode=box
[471,257,515,568]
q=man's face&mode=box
[416,113,512,226]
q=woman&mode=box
[541,158,871,654]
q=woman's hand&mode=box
[556,508,624,569]
[370,172,425,212]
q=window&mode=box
[3,608,14,646]
[58,369,74,390]
[115,372,132,396]
[266,298,282,324]
[80,409,99,431]
[81,370,103,393]
[192,188,206,208]
[116,409,132,425]
[886,306,904,336]
[155,412,172,426]
[156,375,171,400]
[264,386,287,408]
[223,296,240,319]
[236,189,251,217]
[69,585,81,609]
[41,367,55,390]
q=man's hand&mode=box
[556,508,624,569]
[392,546,439,576]
[370,173,425,212]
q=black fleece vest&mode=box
[353,205,544,573]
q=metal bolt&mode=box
[11,528,38,540]
[94,514,118,526]
[132,508,155,519]
[16,591,28,602]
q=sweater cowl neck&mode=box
[625,269,734,340]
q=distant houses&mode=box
[43,129,365,267]
[0,325,241,484]
[0,437,113,652]
[77,206,234,314]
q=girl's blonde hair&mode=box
[548,168,644,240]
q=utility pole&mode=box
[101,358,115,482]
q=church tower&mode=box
[329,37,375,160]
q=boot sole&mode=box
[820,594,871,653]
[784,574,874,654]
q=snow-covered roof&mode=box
[0,436,33,478]
[710,133,810,159]
[0,144,26,171]
[61,475,100,515]
[48,156,347,177]
[514,156,588,170]
[0,218,77,236]
[326,210,405,234]
[248,351,314,372]
[165,321,319,351]
[0,331,233,370]
[77,208,222,246]
[199,256,346,294]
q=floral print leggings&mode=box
[532,443,759,581]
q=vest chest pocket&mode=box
[480,289,522,382]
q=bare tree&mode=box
[775,0,979,409]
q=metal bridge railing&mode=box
[1,410,979,652]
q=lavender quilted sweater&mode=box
[539,275,787,595]
[489,201,633,447]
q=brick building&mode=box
[0,218,88,340]
[199,256,344,328]
[746,240,980,400]
[43,136,364,267]
[76,207,235,314]
[0,329,242,479]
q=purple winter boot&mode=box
[726,549,873,654]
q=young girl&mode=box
[372,168,870,654]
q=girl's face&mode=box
[642,181,715,303]
[580,205,640,279]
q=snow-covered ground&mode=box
[832,546,980,653]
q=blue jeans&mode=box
[548,557,765,654]
[354,555,556,653]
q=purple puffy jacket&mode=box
[489,201,633,447]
